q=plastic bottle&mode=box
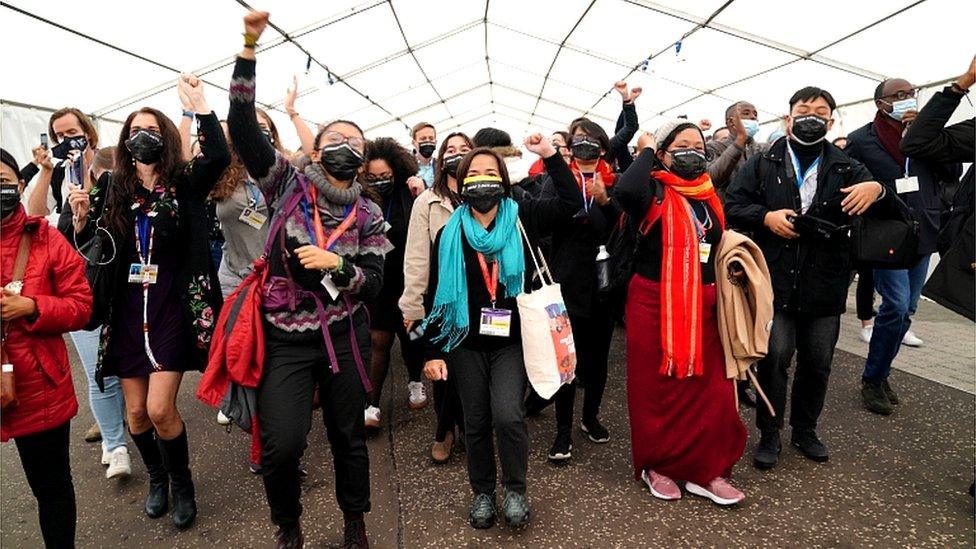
[596,245,611,291]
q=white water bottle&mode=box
[596,245,611,291]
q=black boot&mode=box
[158,424,197,529]
[274,522,304,549]
[130,428,169,518]
[343,512,369,548]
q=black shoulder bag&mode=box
[850,192,919,270]
[73,177,118,330]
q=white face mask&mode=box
[884,97,917,122]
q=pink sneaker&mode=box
[640,469,681,500]
[685,477,745,505]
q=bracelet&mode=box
[243,32,259,48]
[182,110,194,119]
[243,43,256,50]
[288,111,300,119]
[2,364,13,373]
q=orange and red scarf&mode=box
[651,170,725,378]
[570,158,616,189]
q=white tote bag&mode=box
[516,220,576,399]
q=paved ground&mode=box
[2,304,974,548]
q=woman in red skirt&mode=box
[613,120,747,505]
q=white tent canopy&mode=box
[1,0,973,159]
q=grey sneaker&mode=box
[502,490,531,527]
[468,492,496,529]
[882,379,900,405]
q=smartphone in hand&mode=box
[40,133,48,150]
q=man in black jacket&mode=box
[725,86,889,471]
[846,77,962,416]
[904,58,976,324]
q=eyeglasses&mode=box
[319,131,365,151]
[881,88,918,101]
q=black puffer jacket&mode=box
[725,137,892,316]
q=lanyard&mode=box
[686,200,712,241]
[904,158,911,178]
[787,145,821,189]
[301,187,357,251]
[574,169,596,213]
[244,180,261,207]
[476,252,499,307]
[133,212,162,371]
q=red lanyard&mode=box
[476,252,499,306]
[307,185,357,251]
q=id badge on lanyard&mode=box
[239,181,268,229]
[476,253,511,337]
[130,215,158,284]
[895,158,919,194]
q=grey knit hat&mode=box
[653,119,703,151]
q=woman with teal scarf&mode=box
[422,135,582,530]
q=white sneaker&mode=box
[902,330,923,347]
[859,325,873,344]
[216,410,231,425]
[101,448,111,466]
[408,381,428,410]
[106,447,131,479]
[364,405,381,429]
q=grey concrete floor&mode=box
[1,326,973,548]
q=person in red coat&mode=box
[1,148,92,548]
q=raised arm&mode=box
[900,90,974,163]
[613,133,659,220]
[228,12,294,205]
[517,134,583,233]
[26,147,57,216]
[285,75,316,155]
[179,75,230,200]
[177,77,195,161]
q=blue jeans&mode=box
[862,255,931,384]
[69,329,126,452]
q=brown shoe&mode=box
[431,431,454,464]
[84,423,102,443]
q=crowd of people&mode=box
[1,10,973,549]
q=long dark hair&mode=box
[364,137,418,189]
[432,132,473,205]
[104,107,184,235]
[455,147,512,196]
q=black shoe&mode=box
[274,522,304,549]
[882,379,900,405]
[343,512,369,549]
[737,381,757,408]
[753,431,781,470]
[791,429,829,462]
[130,428,169,518]
[861,380,893,415]
[547,430,572,462]
[580,418,610,444]
[158,425,197,529]
[468,492,496,529]
[502,490,531,527]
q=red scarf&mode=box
[650,170,725,378]
[873,111,906,166]
[570,159,616,189]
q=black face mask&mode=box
[418,142,436,159]
[1,184,21,220]
[125,130,165,164]
[320,143,364,181]
[461,181,505,214]
[368,178,394,196]
[790,115,829,146]
[51,135,89,160]
[261,129,275,146]
[667,149,707,181]
[570,137,601,161]
[442,154,464,178]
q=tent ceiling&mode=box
[1,0,971,143]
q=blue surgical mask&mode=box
[742,119,760,139]
[885,98,917,122]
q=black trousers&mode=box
[258,320,372,527]
[450,343,528,495]
[756,311,840,434]
[528,310,615,431]
[15,421,76,549]
[432,376,464,442]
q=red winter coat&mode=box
[1,206,92,442]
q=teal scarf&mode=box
[425,198,525,352]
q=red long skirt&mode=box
[625,275,747,486]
